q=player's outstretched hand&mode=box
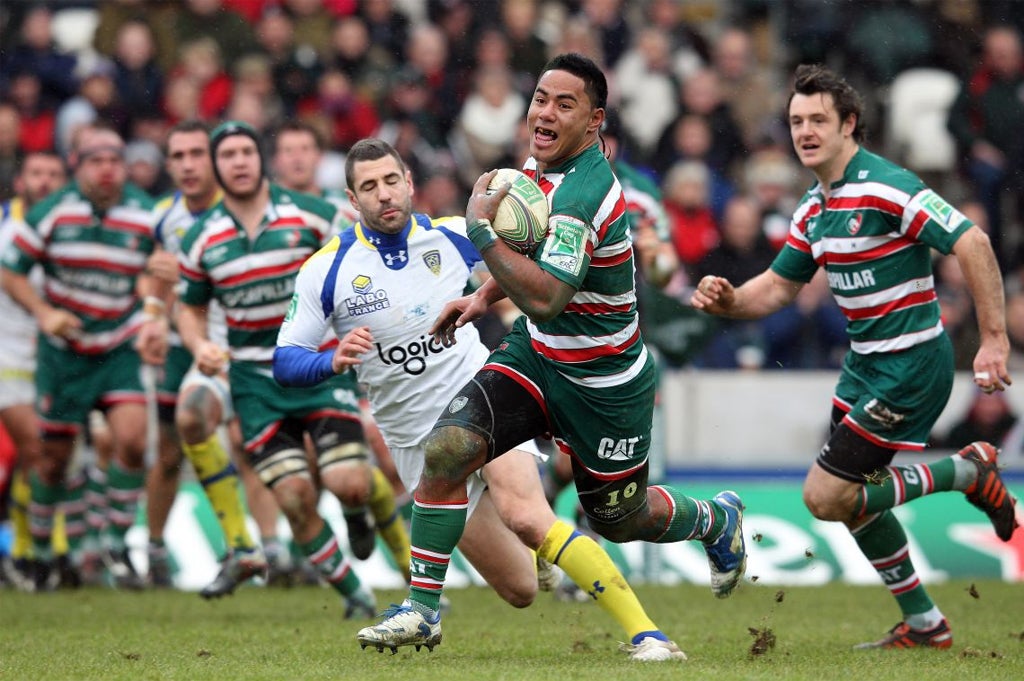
[333,326,372,374]
[690,275,736,316]
[430,293,488,345]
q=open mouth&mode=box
[534,127,557,142]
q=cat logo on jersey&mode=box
[422,249,441,276]
[352,275,372,295]
[847,212,862,235]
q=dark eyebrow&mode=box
[535,85,579,104]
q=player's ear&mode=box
[345,189,358,211]
[405,169,415,197]
[588,107,605,136]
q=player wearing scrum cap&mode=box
[175,120,376,616]
[1,123,165,591]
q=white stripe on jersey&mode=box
[833,276,935,310]
[527,314,639,351]
[850,320,943,354]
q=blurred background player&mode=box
[145,119,281,593]
[269,119,410,580]
[1,123,166,590]
[0,150,71,590]
[176,121,375,615]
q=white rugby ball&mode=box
[487,168,549,254]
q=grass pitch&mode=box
[1,580,1022,681]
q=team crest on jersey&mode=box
[352,275,372,294]
[847,212,862,235]
[422,249,441,275]
[286,229,301,247]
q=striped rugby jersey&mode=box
[178,183,342,363]
[523,143,647,385]
[771,147,973,355]
[1,181,156,355]
[0,197,41,369]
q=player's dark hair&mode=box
[269,119,324,156]
[164,119,210,155]
[541,52,607,111]
[344,138,406,191]
[789,64,866,143]
[16,149,64,175]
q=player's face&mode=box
[74,129,126,207]
[346,155,413,235]
[215,135,263,199]
[166,130,215,201]
[788,92,856,174]
[526,69,603,166]
[272,131,320,192]
[17,155,65,205]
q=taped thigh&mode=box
[251,420,310,488]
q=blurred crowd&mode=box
[2,0,1024,371]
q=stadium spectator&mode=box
[5,71,57,154]
[111,18,163,118]
[352,52,745,658]
[283,0,335,61]
[0,6,78,107]
[450,65,526,187]
[576,0,630,68]
[663,160,719,272]
[947,25,1024,270]
[939,389,1019,451]
[653,112,736,220]
[404,22,464,141]
[692,63,1017,649]
[0,103,22,201]
[654,68,746,179]
[173,0,260,73]
[711,26,782,149]
[54,59,130,156]
[500,0,549,82]
[613,26,679,159]
[93,0,181,74]
[298,69,379,152]
[1,123,165,591]
[327,14,395,110]
[124,139,166,196]
[230,54,286,131]
[358,0,411,65]
[254,8,322,115]
[744,148,802,251]
[170,38,233,122]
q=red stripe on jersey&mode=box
[45,289,134,319]
[590,247,631,267]
[301,409,360,424]
[481,362,551,425]
[531,326,640,362]
[594,194,626,242]
[904,210,929,240]
[220,260,302,287]
[841,414,925,451]
[827,194,902,217]
[12,234,42,259]
[104,217,152,236]
[841,290,936,320]
[268,216,306,228]
[244,420,281,453]
[50,256,140,275]
[825,237,913,263]
[785,232,813,254]
[227,315,286,331]
[52,215,92,229]
[563,300,632,314]
[204,227,238,249]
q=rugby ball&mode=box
[487,168,549,254]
